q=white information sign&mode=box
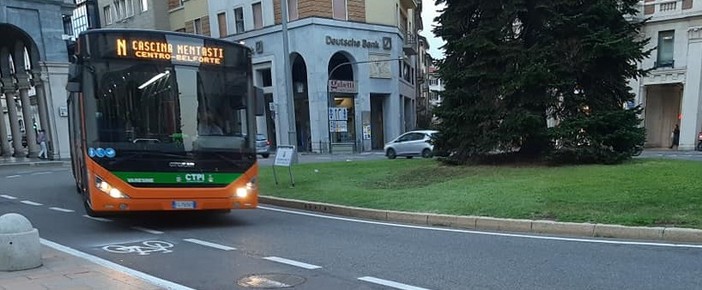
[274,146,296,167]
[272,145,297,187]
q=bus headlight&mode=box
[95,176,129,199]
[235,180,257,198]
[236,187,248,198]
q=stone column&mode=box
[0,93,10,157]
[31,70,51,151]
[17,75,39,157]
[2,79,24,157]
[680,27,702,150]
[38,62,71,160]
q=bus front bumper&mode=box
[92,196,258,212]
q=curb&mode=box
[0,161,70,168]
[259,196,702,244]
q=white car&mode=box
[384,130,438,159]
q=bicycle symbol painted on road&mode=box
[102,241,174,256]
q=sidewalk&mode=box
[0,157,68,168]
[0,241,166,290]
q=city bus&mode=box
[66,29,262,216]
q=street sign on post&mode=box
[272,145,297,187]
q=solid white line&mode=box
[132,227,164,235]
[30,171,51,175]
[0,194,17,200]
[82,215,112,222]
[183,238,236,251]
[263,256,322,270]
[258,206,702,249]
[6,175,20,178]
[49,207,75,213]
[358,276,430,290]
[21,200,43,206]
[40,239,195,290]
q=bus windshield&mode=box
[84,60,251,154]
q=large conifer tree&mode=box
[432,0,648,164]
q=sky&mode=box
[420,0,446,59]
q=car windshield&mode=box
[83,60,251,154]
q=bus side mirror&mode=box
[66,63,82,93]
[255,86,265,116]
[68,63,82,82]
[66,81,81,93]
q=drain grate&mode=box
[237,273,306,288]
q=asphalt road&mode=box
[1,164,702,290]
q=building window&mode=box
[288,0,298,20]
[126,0,135,17]
[103,5,112,24]
[234,7,245,33]
[217,12,228,37]
[141,0,148,12]
[657,30,675,68]
[333,0,347,20]
[194,18,202,34]
[252,2,263,29]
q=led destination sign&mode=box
[116,39,224,65]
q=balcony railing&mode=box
[403,31,417,55]
[643,0,695,19]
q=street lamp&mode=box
[326,58,403,154]
[280,0,297,149]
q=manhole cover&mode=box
[237,273,306,288]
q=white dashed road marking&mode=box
[358,276,431,290]
[0,194,17,199]
[183,238,236,251]
[30,171,51,175]
[21,200,43,206]
[49,207,75,213]
[82,215,112,222]
[132,227,164,235]
[263,256,322,270]
[6,175,20,178]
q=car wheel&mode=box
[386,148,397,159]
[421,148,432,158]
[261,153,270,158]
[406,156,413,159]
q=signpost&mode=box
[272,145,297,187]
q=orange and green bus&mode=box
[66,29,261,216]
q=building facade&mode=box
[168,0,210,35]
[427,65,443,107]
[1,0,75,159]
[71,0,100,36]
[632,0,702,150]
[416,34,432,128]
[96,0,168,30]
[208,0,421,153]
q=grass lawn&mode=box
[258,158,702,229]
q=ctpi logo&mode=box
[184,173,205,182]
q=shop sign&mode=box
[328,80,357,94]
[326,36,383,49]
